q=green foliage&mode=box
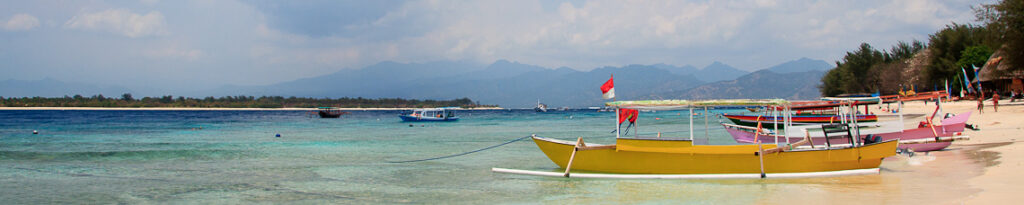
[923,23,989,88]
[957,45,994,69]
[820,41,925,96]
[976,0,1024,73]
[0,94,493,108]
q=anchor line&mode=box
[387,135,532,163]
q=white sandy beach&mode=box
[893,99,1023,204]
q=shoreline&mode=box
[0,107,506,111]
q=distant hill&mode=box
[765,57,833,73]
[698,61,750,82]
[671,70,825,100]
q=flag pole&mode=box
[611,74,619,138]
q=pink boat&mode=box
[725,112,971,152]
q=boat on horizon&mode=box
[399,107,460,122]
[534,100,548,112]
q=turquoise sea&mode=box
[0,109,986,204]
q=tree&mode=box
[121,93,134,101]
[958,45,995,69]
[923,23,988,88]
[976,0,1024,73]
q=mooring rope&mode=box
[387,135,532,163]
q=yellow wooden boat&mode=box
[532,136,897,175]
[504,99,899,178]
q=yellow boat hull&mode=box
[533,137,897,174]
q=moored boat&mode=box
[724,112,971,152]
[316,107,348,118]
[722,113,878,128]
[399,107,460,122]
[534,100,548,112]
[503,99,898,177]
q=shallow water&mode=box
[0,110,985,203]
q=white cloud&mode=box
[3,14,40,31]
[64,9,167,38]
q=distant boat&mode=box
[399,107,460,122]
[317,107,348,118]
[534,100,548,112]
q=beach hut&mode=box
[975,47,1024,94]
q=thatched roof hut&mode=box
[975,47,1024,93]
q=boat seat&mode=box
[820,123,855,149]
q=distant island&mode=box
[0,94,494,109]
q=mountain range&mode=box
[1,58,834,107]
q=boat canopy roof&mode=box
[606,99,788,110]
[819,97,882,103]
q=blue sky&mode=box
[0,0,990,92]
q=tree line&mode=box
[0,94,494,108]
[820,0,1021,96]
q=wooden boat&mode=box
[725,93,969,152]
[532,135,897,175]
[399,107,460,122]
[508,99,898,177]
[316,107,348,118]
[724,112,970,152]
[722,113,877,128]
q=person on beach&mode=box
[993,91,999,112]
[977,94,984,114]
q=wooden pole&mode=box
[564,137,584,177]
[704,106,709,141]
[773,108,778,145]
[615,108,620,138]
[689,107,694,141]
[758,142,766,178]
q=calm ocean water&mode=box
[0,109,983,204]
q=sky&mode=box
[0,0,992,93]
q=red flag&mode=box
[618,108,638,124]
[601,75,615,99]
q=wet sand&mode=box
[886,100,1023,204]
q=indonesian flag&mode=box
[601,75,615,99]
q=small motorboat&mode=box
[399,107,460,122]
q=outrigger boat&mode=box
[399,107,460,122]
[494,99,898,179]
[724,95,969,152]
[722,113,878,128]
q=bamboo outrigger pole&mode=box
[564,137,584,177]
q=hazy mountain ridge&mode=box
[2,58,830,107]
[674,70,825,100]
